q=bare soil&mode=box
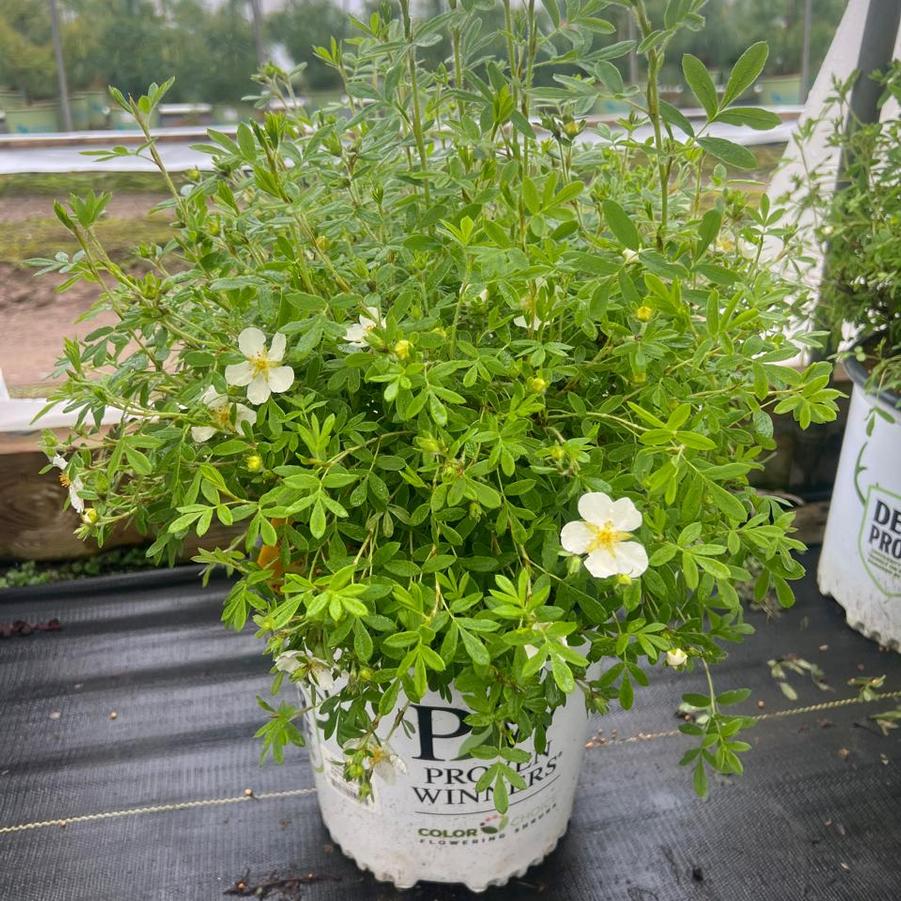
[0,192,166,223]
[0,263,111,391]
[0,192,167,393]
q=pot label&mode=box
[858,484,901,597]
[407,703,563,813]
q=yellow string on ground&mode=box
[1,691,899,837]
[0,787,317,836]
[584,689,901,748]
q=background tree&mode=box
[168,0,258,103]
[268,0,350,91]
[0,0,56,100]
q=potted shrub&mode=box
[40,0,839,890]
[794,65,901,647]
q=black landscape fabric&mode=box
[1,550,900,901]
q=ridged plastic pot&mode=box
[303,685,592,891]
[819,353,901,649]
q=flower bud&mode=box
[566,555,582,576]
[419,437,441,455]
[636,305,653,322]
[549,445,565,461]
[666,648,688,667]
[528,376,547,394]
[393,339,412,360]
[616,574,632,587]
[81,508,98,525]
[246,454,263,472]
[563,120,581,138]
[622,248,639,264]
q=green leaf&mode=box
[722,42,768,106]
[717,688,751,706]
[510,110,536,138]
[551,656,575,693]
[354,621,373,660]
[619,675,634,709]
[682,54,718,118]
[707,483,747,522]
[236,122,256,160]
[649,544,677,566]
[494,774,509,813]
[773,576,795,608]
[541,0,560,29]
[693,760,709,798]
[697,208,722,257]
[602,200,641,250]
[697,137,757,170]
[460,629,489,666]
[125,446,152,476]
[659,100,695,137]
[310,500,327,539]
[715,107,781,130]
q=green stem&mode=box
[633,1,668,245]
[400,0,431,204]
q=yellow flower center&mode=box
[213,405,232,428]
[636,305,653,322]
[249,353,272,377]
[369,745,392,767]
[587,521,629,553]
[58,473,71,488]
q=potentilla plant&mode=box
[788,63,901,398]
[39,0,839,809]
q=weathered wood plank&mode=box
[0,450,240,561]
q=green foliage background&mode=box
[0,0,847,105]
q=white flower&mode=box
[368,741,407,783]
[513,312,545,330]
[224,328,294,405]
[51,454,85,514]
[274,650,335,693]
[274,650,303,674]
[513,291,547,330]
[343,306,384,348]
[190,386,257,443]
[666,648,688,667]
[560,492,648,579]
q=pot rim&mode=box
[845,340,900,411]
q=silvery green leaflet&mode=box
[39,0,840,810]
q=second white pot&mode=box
[819,355,901,649]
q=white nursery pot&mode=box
[303,685,592,891]
[819,355,901,649]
